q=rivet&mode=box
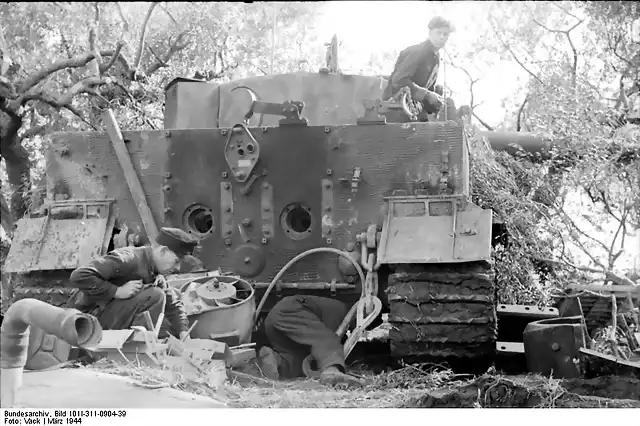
[222,172,228,178]
[324,127,330,133]
[165,173,172,179]
[224,182,230,189]
[324,183,332,189]
[262,127,268,132]
[551,343,560,351]
[244,257,251,264]
[225,239,232,246]
[347,276,355,283]
[225,207,231,213]
[164,207,172,213]
[262,182,269,189]
[326,238,332,244]
[326,169,332,176]
[163,185,171,191]
[221,129,227,135]
[261,237,268,244]
[164,131,171,137]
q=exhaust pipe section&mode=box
[0,299,103,408]
[478,130,569,160]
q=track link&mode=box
[387,261,497,362]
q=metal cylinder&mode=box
[478,131,567,159]
[522,315,586,379]
[0,299,103,407]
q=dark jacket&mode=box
[382,39,440,100]
[69,246,189,335]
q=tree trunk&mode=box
[0,110,31,221]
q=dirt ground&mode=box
[87,358,640,408]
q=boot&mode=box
[319,365,365,387]
[257,346,281,380]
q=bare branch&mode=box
[0,190,13,238]
[99,42,125,74]
[115,2,130,33]
[551,2,582,21]
[145,30,192,76]
[472,112,494,131]
[146,42,167,68]
[18,77,110,131]
[488,17,544,85]
[516,95,528,132]
[17,53,97,93]
[100,49,131,74]
[536,257,637,287]
[133,2,160,71]
[159,3,180,28]
[553,203,610,267]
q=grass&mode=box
[87,358,468,408]
[85,357,640,408]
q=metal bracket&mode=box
[221,182,234,240]
[351,167,362,193]
[261,182,274,241]
[231,86,308,126]
[356,88,419,125]
[321,179,334,239]
[224,124,260,183]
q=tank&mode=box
[3,70,562,363]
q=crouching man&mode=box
[258,295,365,387]
[69,227,199,340]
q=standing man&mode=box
[69,227,199,340]
[257,295,364,387]
[382,16,455,117]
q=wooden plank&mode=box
[102,109,159,242]
[566,283,640,295]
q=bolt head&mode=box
[244,257,251,264]
[261,237,268,244]
[346,243,355,252]
[551,343,560,351]
[225,239,232,246]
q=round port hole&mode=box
[280,203,313,240]
[184,204,215,238]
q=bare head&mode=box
[151,245,181,274]
[427,16,454,50]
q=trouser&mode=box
[264,295,349,379]
[97,287,166,331]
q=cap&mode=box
[156,227,198,257]
[428,16,455,33]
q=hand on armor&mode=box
[413,87,429,102]
[425,90,443,107]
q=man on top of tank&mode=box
[382,16,455,116]
[69,227,200,340]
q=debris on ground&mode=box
[402,373,640,408]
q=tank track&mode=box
[386,261,497,364]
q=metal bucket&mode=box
[178,276,255,346]
[523,315,586,379]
